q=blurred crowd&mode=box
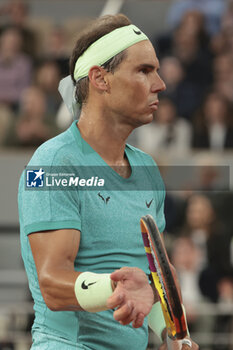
[0,0,92,147]
[132,0,233,156]
[145,1,233,345]
[0,1,232,349]
[0,0,232,152]
[163,192,233,348]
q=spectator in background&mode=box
[0,0,37,58]
[154,10,213,108]
[166,0,227,36]
[159,56,202,120]
[213,53,233,104]
[217,277,233,305]
[181,194,232,303]
[35,60,62,116]
[210,3,233,56]
[183,194,217,269]
[170,227,232,344]
[135,98,191,156]
[178,10,210,51]
[170,236,204,331]
[0,104,14,145]
[221,1,233,55]
[192,91,233,150]
[172,20,212,92]
[43,25,70,76]
[4,86,58,147]
[0,26,32,112]
[212,275,233,350]
[155,10,211,59]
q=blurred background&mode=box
[0,0,232,349]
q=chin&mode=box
[126,111,154,128]
[142,112,154,124]
[133,113,154,128]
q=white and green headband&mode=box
[58,24,148,117]
[74,24,148,81]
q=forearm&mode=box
[39,269,81,311]
[38,263,155,329]
[40,269,116,312]
[29,229,84,311]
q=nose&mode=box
[151,74,166,93]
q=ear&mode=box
[88,66,109,92]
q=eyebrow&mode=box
[138,63,160,70]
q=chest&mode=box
[79,189,158,251]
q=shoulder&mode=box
[28,125,80,167]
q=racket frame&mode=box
[141,214,188,340]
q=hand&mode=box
[107,267,154,328]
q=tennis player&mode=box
[18,14,198,350]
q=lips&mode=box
[149,100,159,106]
[149,100,159,110]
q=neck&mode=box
[77,102,134,165]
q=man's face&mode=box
[104,40,166,127]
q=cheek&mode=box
[110,76,150,111]
[133,86,147,100]
[126,80,149,106]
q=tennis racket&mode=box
[140,214,188,340]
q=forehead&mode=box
[122,40,159,68]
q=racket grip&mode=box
[166,335,182,350]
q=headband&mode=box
[74,24,148,81]
[58,24,148,117]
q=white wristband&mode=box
[74,272,114,312]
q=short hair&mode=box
[70,14,131,107]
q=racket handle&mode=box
[166,335,182,350]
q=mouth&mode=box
[149,100,159,111]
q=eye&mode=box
[140,68,150,74]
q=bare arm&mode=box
[29,229,82,311]
[29,229,154,328]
